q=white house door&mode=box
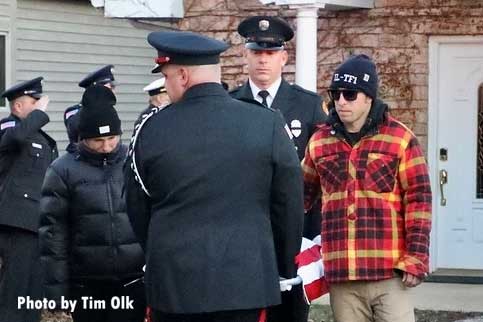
[432,40,483,269]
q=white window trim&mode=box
[0,31,10,110]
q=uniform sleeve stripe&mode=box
[1,121,16,130]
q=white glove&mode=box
[35,95,49,112]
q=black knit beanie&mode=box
[78,85,122,140]
[330,54,378,100]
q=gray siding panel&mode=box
[19,29,149,48]
[0,0,12,19]
[0,0,13,118]
[16,0,160,152]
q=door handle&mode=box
[439,169,448,206]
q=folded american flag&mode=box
[295,236,329,304]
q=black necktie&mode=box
[258,90,269,107]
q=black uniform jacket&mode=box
[0,110,57,232]
[39,143,144,302]
[231,80,326,322]
[64,103,81,153]
[125,82,303,314]
[230,79,325,161]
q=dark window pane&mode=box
[477,84,483,199]
[0,35,5,107]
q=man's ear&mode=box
[365,95,373,106]
[243,49,249,60]
[11,99,22,114]
[179,67,190,88]
[281,50,289,66]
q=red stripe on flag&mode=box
[295,244,322,267]
[304,278,329,303]
[258,309,266,322]
[295,237,329,303]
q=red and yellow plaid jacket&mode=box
[302,113,432,283]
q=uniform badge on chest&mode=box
[290,119,302,138]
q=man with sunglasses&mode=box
[231,16,326,322]
[0,77,57,322]
[63,65,118,153]
[302,55,432,322]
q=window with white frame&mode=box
[0,34,5,108]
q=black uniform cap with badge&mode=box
[78,85,122,140]
[63,65,118,146]
[1,77,44,102]
[147,30,229,73]
[78,64,118,89]
[328,54,379,102]
[238,16,294,51]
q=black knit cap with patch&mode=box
[330,54,379,100]
[78,85,122,140]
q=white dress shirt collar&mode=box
[248,78,282,108]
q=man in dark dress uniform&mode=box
[230,16,327,322]
[124,30,303,322]
[63,65,117,153]
[0,77,57,322]
[143,77,170,108]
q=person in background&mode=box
[143,77,170,108]
[230,15,327,322]
[39,85,145,322]
[125,30,303,322]
[0,77,57,322]
[302,54,432,322]
[63,65,118,153]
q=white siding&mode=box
[0,0,14,114]
[0,0,13,31]
[15,0,161,151]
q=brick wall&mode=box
[177,0,483,146]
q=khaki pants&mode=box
[329,277,415,322]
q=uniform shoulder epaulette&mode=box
[290,83,320,97]
[127,103,171,197]
[0,116,16,131]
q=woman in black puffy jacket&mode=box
[39,85,145,322]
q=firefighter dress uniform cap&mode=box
[143,77,166,97]
[147,31,229,72]
[238,16,294,51]
[78,64,117,88]
[1,77,44,101]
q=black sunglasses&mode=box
[328,89,359,102]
